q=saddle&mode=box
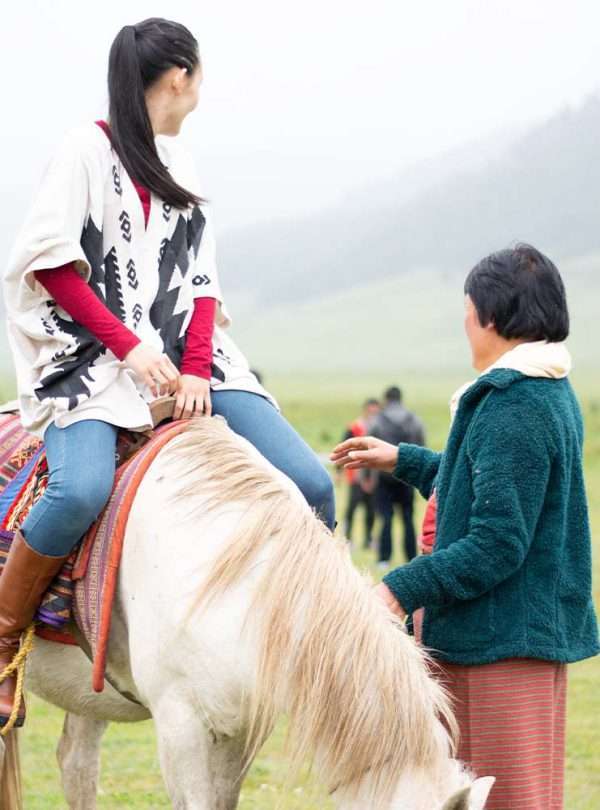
[0,398,187,692]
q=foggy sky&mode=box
[2,0,600,239]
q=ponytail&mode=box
[107,19,202,209]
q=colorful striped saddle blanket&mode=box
[0,412,188,691]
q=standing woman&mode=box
[332,245,599,809]
[1,18,334,728]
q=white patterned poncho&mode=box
[3,124,271,437]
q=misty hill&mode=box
[226,251,598,376]
[219,96,600,308]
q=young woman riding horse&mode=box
[1,17,334,728]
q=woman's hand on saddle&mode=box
[123,343,180,397]
[330,436,398,473]
[174,375,212,419]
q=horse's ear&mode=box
[441,776,495,810]
[469,776,495,809]
[441,787,471,810]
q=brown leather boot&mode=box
[0,529,69,727]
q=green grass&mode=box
[19,372,600,808]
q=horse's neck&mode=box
[117,457,267,732]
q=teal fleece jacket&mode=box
[383,369,599,665]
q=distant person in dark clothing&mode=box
[372,386,425,567]
[340,399,380,547]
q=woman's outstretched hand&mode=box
[174,375,212,419]
[330,435,399,472]
[123,343,180,398]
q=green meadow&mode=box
[14,372,600,808]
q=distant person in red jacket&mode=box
[411,491,437,641]
[419,491,437,555]
[340,399,380,547]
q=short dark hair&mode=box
[384,386,402,403]
[364,398,380,407]
[464,244,569,342]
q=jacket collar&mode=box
[458,368,526,410]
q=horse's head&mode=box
[332,763,495,810]
[387,762,495,810]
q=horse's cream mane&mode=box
[164,416,457,806]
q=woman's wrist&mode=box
[374,582,407,620]
[179,367,211,381]
[117,333,142,362]
[386,444,401,473]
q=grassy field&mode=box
[17,372,600,808]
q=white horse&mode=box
[1,417,493,809]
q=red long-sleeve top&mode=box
[33,120,215,380]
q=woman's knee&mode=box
[48,468,115,530]
[23,466,115,556]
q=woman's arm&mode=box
[382,399,553,613]
[180,297,216,380]
[35,264,179,397]
[393,444,442,499]
[173,297,216,419]
[34,264,140,360]
[330,437,442,499]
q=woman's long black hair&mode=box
[108,18,202,209]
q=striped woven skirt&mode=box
[436,657,567,809]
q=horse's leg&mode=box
[204,732,247,810]
[153,699,246,810]
[56,712,108,810]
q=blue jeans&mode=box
[22,392,335,557]
[22,420,118,557]
[211,391,335,528]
